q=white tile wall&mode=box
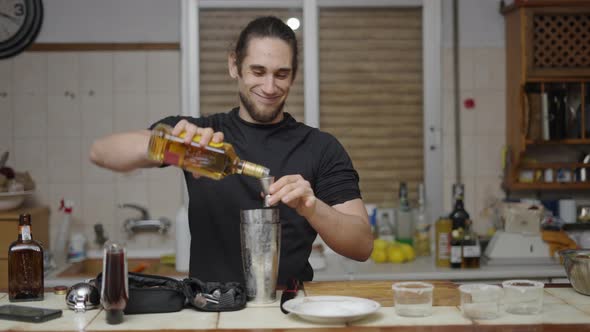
[5,50,182,254]
[442,46,507,233]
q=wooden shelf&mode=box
[505,181,590,191]
[526,139,590,145]
[503,3,590,192]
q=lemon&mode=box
[400,243,416,261]
[373,239,389,251]
[387,244,405,263]
[371,248,388,263]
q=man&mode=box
[90,16,373,285]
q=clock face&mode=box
[0,0,43,59]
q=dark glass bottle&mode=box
[449,184,469,269]
[8,213,44,302]
[101,242,128,324]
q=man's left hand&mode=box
[267,175,316,218]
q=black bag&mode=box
[182,277,247,312]
[93,272,247,314]
[95,272,187,314]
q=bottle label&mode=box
[463,245,481,258]
[437,233,450,259]
[450,246,462,263]
[21,225,31,241]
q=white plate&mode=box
[283,296,380,324]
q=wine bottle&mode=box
[449,184,469,269]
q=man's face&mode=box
[230,37,294,124]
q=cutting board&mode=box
[303,280,460,307]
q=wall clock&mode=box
[0,0,43,59]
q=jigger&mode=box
[259,176,275,207]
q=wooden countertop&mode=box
[1,280,589,331]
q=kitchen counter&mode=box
[43,253,568,288]
[1,281,590,331]
[313,253,567,283]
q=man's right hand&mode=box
[171,119,225,147]
[170,120,225,179]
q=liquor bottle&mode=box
[435,217,452,267]
[413,183,431,256]
[148,123,270,180]
[395,182,413,245]
[101,242,129,324]
[8,213,44,302]
[461,219,480,268]
[449,184,469,269]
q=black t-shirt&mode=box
[151,108,361,285]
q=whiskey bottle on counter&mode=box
[8,213,44,302]
[449,184,469,269]
[148,123,270,180]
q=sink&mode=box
[55,257,185,279]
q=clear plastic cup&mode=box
[458,283,502,319]
[502,280,544,315]
[392,282,434,317]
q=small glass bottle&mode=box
[8,213,44,302]
[413,183,431,256]
[101,242,128,325]
[395,182,413,245]
[148,123,270,180]
[461,220,481,268]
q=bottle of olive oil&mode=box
[148,123,270,180]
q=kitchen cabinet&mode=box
[0,206,50,289]
[502,0,590,191]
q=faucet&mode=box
[118,203,171,236]
[94,223,109,247]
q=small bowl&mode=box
[502,280,544,315]
[560,249,590,296]
[458,283,502,319]
[392,281,434,317]
[0,191,34,211]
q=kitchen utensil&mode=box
[0,190,33,211]
[240,208,280,304]
[392,281,433,317]
[282,296,380,324]
[66,282,101,312]
[502,280,544,314]
[259,176,275,207]
[458,283,502,319]
[560,249,590,296]
[280,278,300,314]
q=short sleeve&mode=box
[313,133,361,206]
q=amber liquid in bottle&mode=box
[8,213,44,302]
[147,123,270,180]
[101,242,128,325]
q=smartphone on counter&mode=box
[0,305,62,323]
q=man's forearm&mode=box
[90,130,158,172]
[307,199,373,261]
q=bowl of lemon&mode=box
[371,239,416,264]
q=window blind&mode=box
[319,8,423,206]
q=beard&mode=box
[239,91,285,124]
